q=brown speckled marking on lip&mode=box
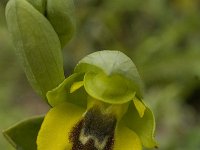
[69,107,116,150]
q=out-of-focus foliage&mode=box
[1,0,200,149]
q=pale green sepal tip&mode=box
[75,50,144,99]
[3,116,44,150]
[6,0,65,100]
[47,73,87,108]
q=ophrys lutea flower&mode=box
[37,51,157,150]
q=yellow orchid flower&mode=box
[37,51,157,150]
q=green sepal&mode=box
[75,50,144,103]
[123,101,158,148]
[6,0,65,100]
[3,116,44,150]
[47,0,76,47]
[47,73,87,108]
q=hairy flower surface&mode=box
[37,51,157,150]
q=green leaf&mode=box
[84,72,136,104]
[47,0,76,47]
[3,116,44,150]
[47,73,87,108]
[123,101,158,148]
[6,0,65,100]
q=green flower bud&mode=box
[25,0,76,47]
[46,0,76,47]
[6,0,75,99]
[6,0,65,99]
[25,0,46,14]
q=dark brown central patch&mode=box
[69,107,116,150]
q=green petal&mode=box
[37,102,85,150]
[114,123,142,150]
[70,81,84,93]
[75,50,144,98]
[6,0,65,100]
[84,72,136,104]
[123,101,158,148]
[47,73,87,108]
[3,116,44,150]
[133,98,146,118]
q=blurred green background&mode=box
[0,0,200,149]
